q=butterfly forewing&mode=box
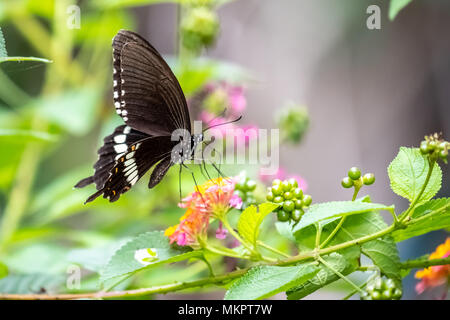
[112,30,191,135]
[75,30,193,203]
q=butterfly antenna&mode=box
[203,115,242,133]
[205,107,228,127]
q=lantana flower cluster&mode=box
[415,237,450,295]
[164,177,242,246]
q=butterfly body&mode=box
[75,30,200,203]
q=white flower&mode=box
[134,248,158,266]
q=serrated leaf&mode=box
[389,0,413,20]
[0,273,64,294]
[292,201,394,233]
[286,253,355,300]
[237,203,279,247]
[392,198,450,242]
[0,27,7,58]
[100,231,201,285]
[331,212,401,286]
[388,147,442,205]
[225,264,319,300]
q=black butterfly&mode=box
[75,29,205,203]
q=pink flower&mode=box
[165,177,242,246]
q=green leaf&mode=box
[0,262,8,279]
[2,243,70,274]
[286,253,355,300]
[389,0,413,20]
[388,147,442,205]
[392,198,450,242]
[100,231,201,285]
[66,239,130,273]
[33,88,101,135]
[292,201,394,233]
[0,273,64,294]
[330,212,401,286]
[0,27,52,64]
[0,27,7,58]
[224,264,319,300]
[237,203,279,247]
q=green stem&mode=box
[0,268,249,300]
[318,256,364,294]
[320,183,361,249]
[257,241,291,259]
[399,256,450,270]
[220,215,257,256]
[4,223,450,300]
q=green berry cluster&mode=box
[360,277,402,300]
[419,133,449,164]
[341,167,375,189]
[266,178,312,223]
[234,177,257,210]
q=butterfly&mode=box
[74,29,205,204]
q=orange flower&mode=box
[415,237,450,294]
[165,177,242,246]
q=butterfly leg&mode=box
[182,162,206,206]
[179,163,182,202]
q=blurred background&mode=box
[0,0,448,299]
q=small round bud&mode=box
[273,196,284,203]
[439,148,448,160]
[281,180,291,192]
[428,140,437,150]
[246,180,256,191]
[371,291,381,300]
[362,173,375,185]
[288,178,298,189]
[291,209,304,222]
[341,177,354,188]
[266,192,274,202]
[283,191,294,200]
[392,288,402,300]
[302,194,312,206]
[293,188,303,199]
[277,210,290,222]
[348,167,361,180]
[294,199,303,209]
[272,179,282,186]
[283,200,295,212]
[271,184,283,196]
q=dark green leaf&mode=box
[225,264,319,300]
[286,253,355,300]
[392,198,450,242]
